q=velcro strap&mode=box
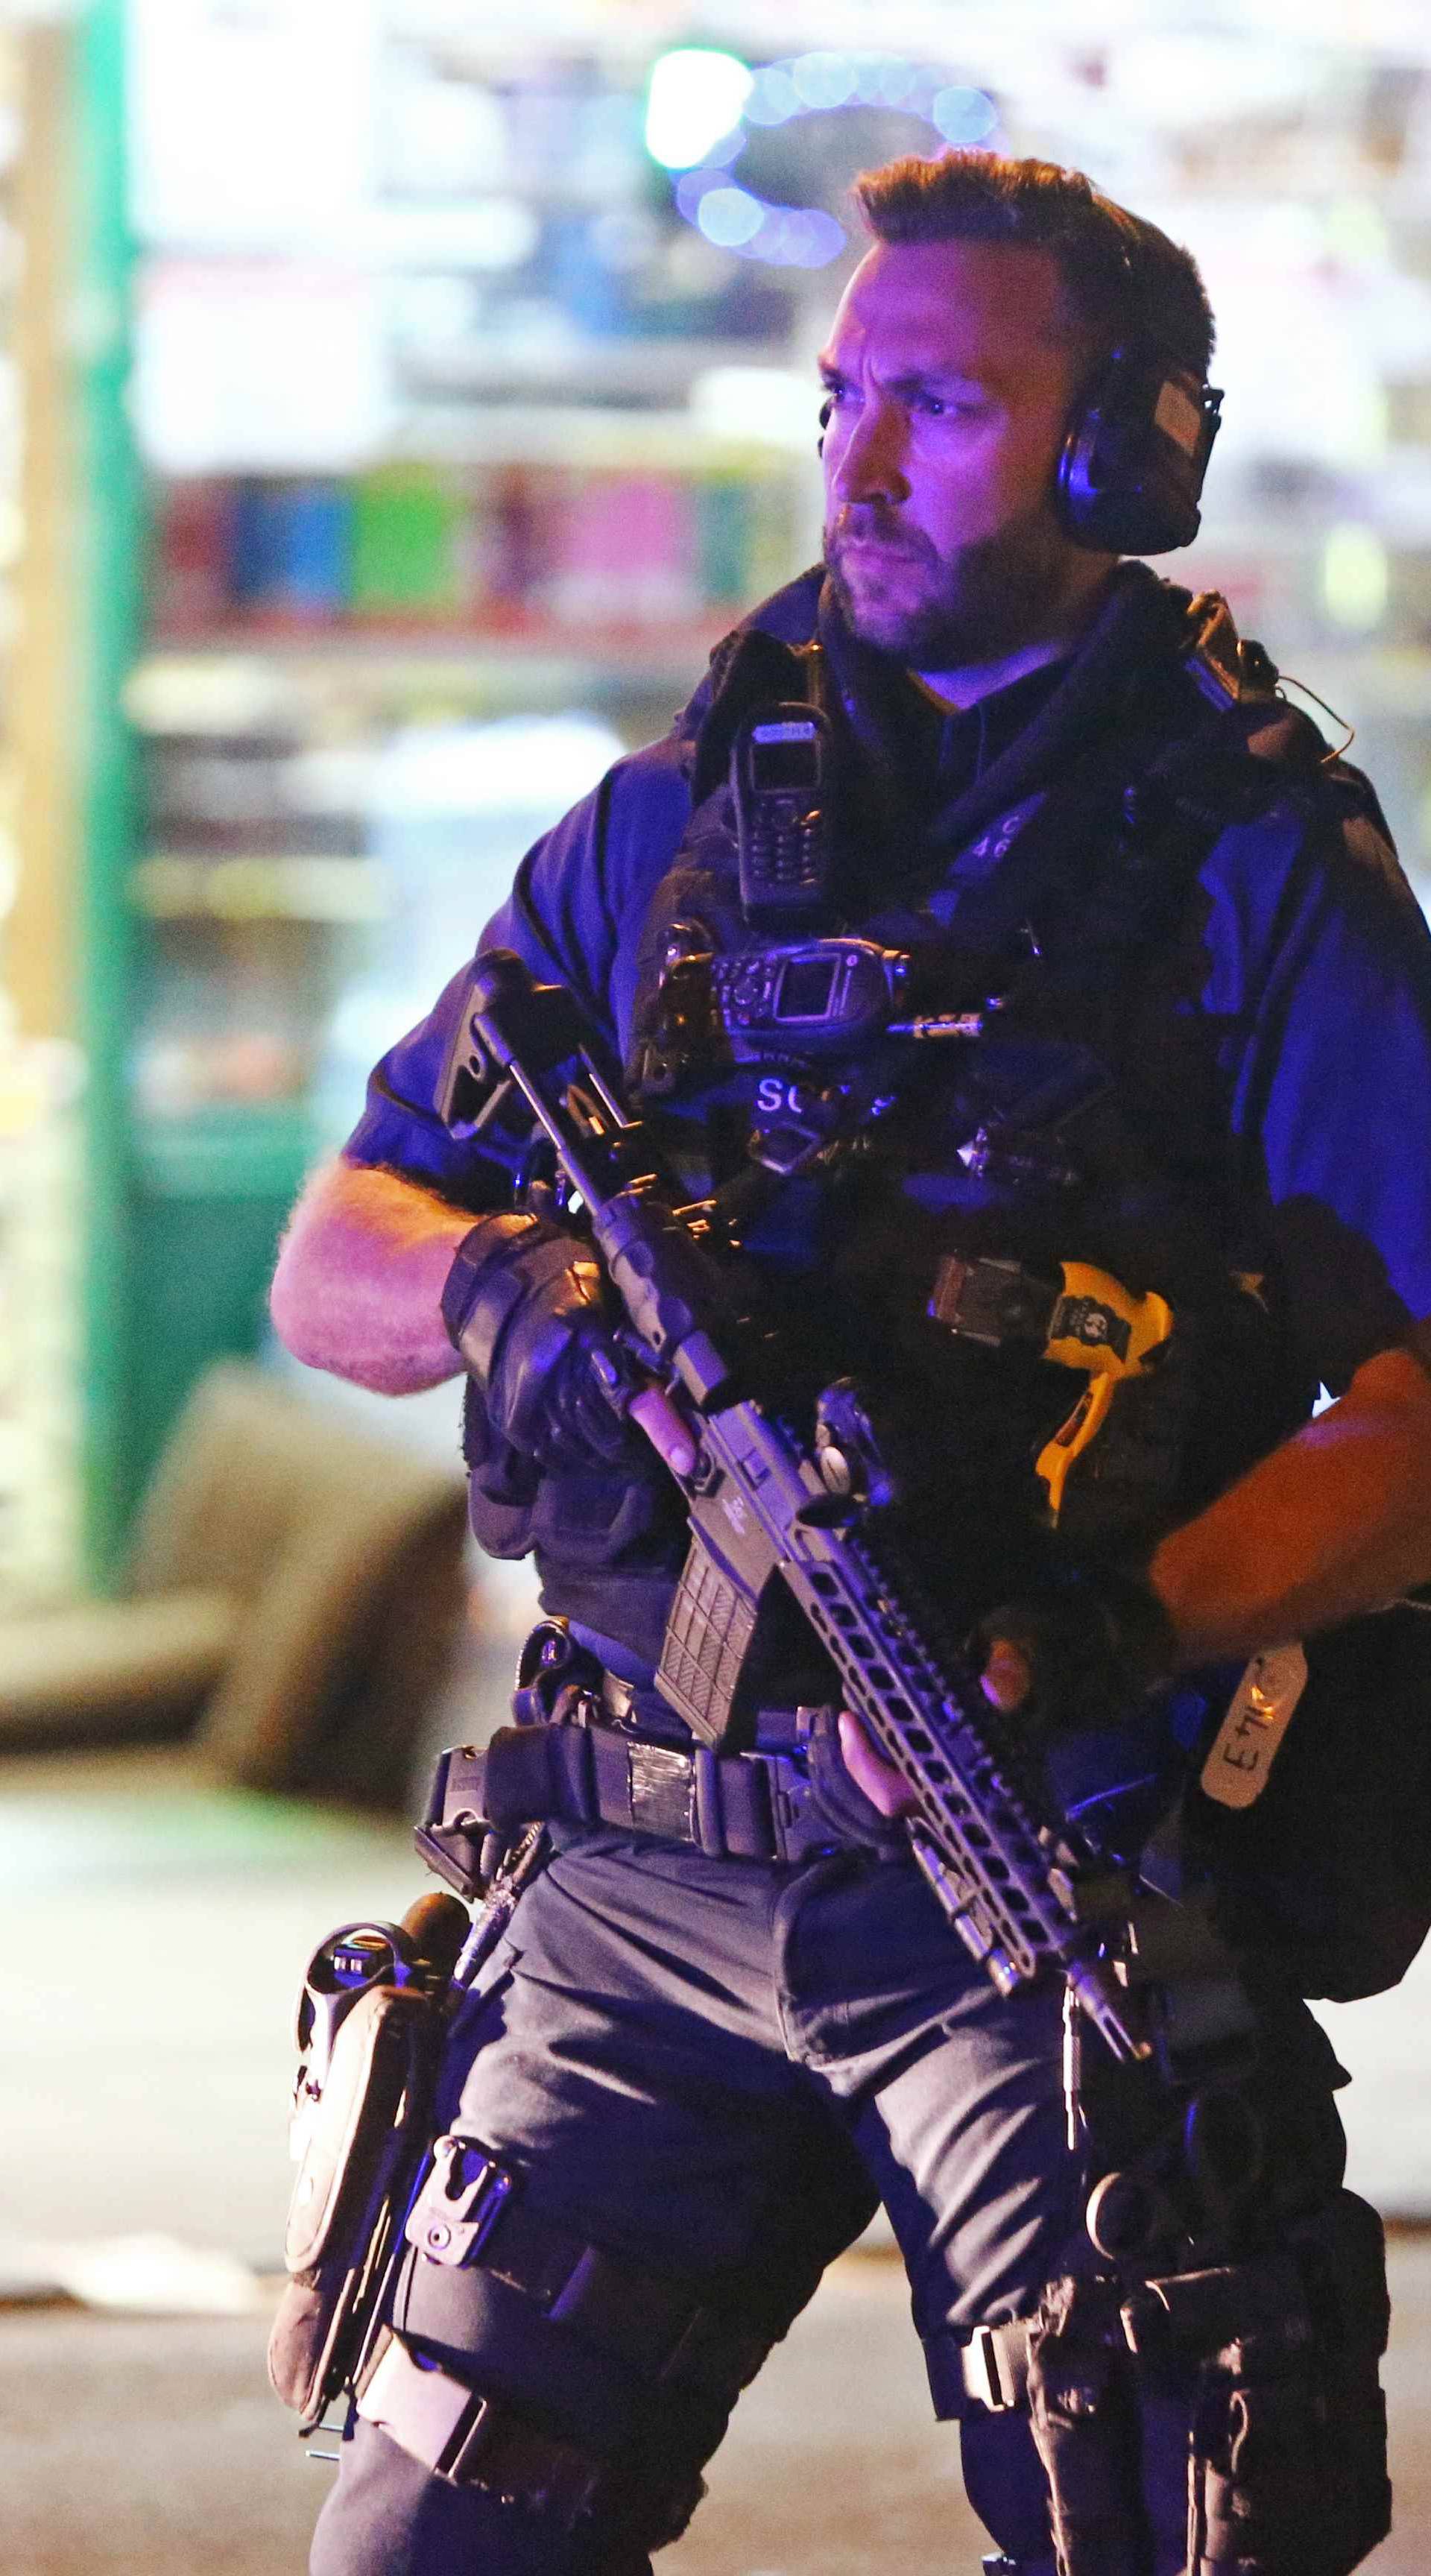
[358,2330,607,2527]
[1121,2254,1310,2368]
[443,1728,595,1833]
[440,1213,546,1375]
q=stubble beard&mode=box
[824,505,1076,669]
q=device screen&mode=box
[775,956,839,1020]
[750,722,820,795]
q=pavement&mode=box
[5,2244,1431,2575]
[4,1707,1431,2573]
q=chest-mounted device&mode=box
[730,701,838,925]
[643,930,996,1087]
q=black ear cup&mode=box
[1057,346,1222,556]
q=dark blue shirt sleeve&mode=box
[341,734,693,1205]
[1209,786,1431,1389]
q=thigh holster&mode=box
[1025,2276,1154,2576]
[268,1905,467,2428]
[1131,2194,1391,2576]
[943,2192,1391,2576]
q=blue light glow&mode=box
[675,166,721,220]
[859,57,919,107]
[742,66,802,127]
[791,52,858,112]
[696,186,765,249]
[931,86,999,146]
[660,52,1000,274]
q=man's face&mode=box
[819,237,1100,667]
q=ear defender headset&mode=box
[1055,341,1222,556]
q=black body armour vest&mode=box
[467,566,1431,2003]
[624,576,1311,1594]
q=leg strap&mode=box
[928,2314,1035,2421]
[357,2332,705,2548]
[357,2331,614,2529]
[401,2135,771,2419]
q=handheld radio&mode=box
[730,701,837,924]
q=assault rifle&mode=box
[441,949,1152,2069]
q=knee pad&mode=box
[367,2133,783,2549]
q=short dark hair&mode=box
[851,152,1215,380]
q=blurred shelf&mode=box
[133,853,382,924]
[144,613,733,657]
[131,1102,316,1199]
[143,407,813,478]
[127,616,734,730]
[387,402,810,470]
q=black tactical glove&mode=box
[970,1566,1179,1732]
[441,1213,646,1474]
[803,1703,907,1852]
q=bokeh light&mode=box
[644,48,754,171]
[656,50,999,273]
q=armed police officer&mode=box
[271,152,1431,2576]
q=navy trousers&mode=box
[309,1828,1347,2576]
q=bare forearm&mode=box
[269,1157,473,1393]
[1150,1345,1431,1664]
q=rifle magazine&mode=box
[657,1530,760,1747]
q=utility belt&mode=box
[418,1684,869,1898]
[414,1617,895,1895]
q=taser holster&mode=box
[268,1954,450,2428]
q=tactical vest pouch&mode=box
[460,1377,541,1561]
[268,1983,442,2425]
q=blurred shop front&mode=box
[4,16,1431,2567]
[3,0,1431,1609]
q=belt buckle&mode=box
[406,2136,514,2268]
[966,2323,1016,2413]
[626,1739,698,1840]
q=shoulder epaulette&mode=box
[1183,590,1280,713]
[1180,589,1327,777]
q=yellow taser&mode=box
[1035,1263,1174,1521]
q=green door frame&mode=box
[73,0,144,1585]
